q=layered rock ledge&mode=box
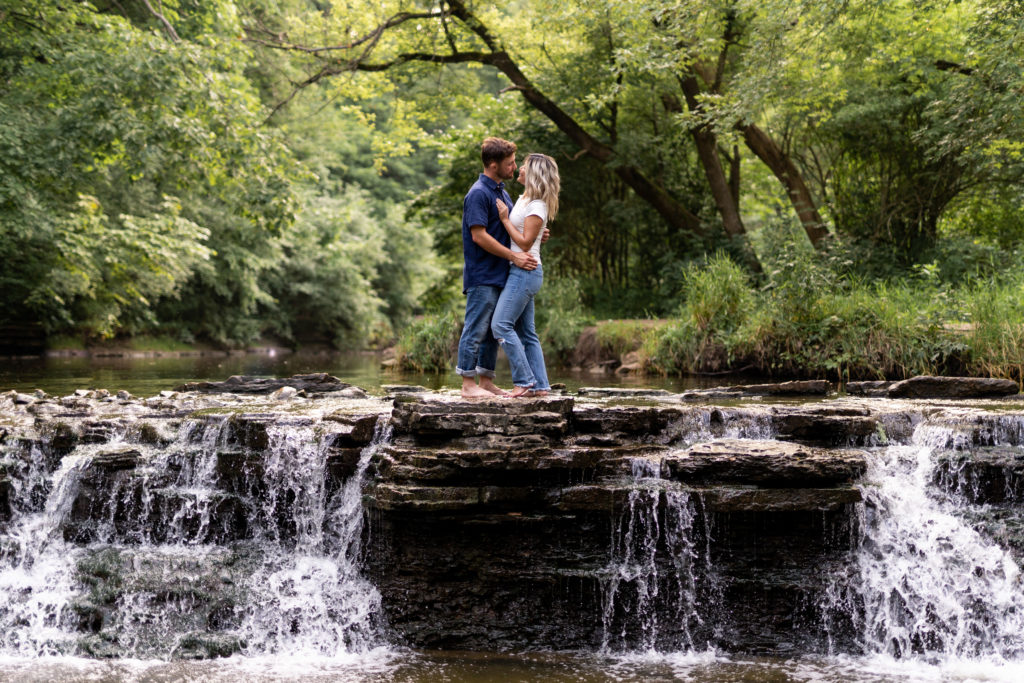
[2,374,1024,656]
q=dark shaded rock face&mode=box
[365,394,870,654]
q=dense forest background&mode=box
[2,1,1023,379]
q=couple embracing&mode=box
[456,137,560,399]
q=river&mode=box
[0,351,742,398]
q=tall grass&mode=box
[641,254,1022,383]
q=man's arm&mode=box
[470,225,537,270]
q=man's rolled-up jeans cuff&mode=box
[458,368,497,378]
[455,366,495,378]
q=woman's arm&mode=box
[496,199,543,251]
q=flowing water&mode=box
[3,369,1024,679]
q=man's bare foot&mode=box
[479,378,510,397]
[461,384,494,399]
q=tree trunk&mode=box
[679,75,762,272]
[740,123,830,246]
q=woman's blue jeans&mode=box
[491,264,550,391]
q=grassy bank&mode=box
[392,255,1024,384]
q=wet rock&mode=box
[663,439,867,487]
[697,486,862,512]
[382,384,430,394]
[577,387,673,398]
[0,476,12,522]
[391,395,573,440]
[269,386,297,400]
[572,403,685,438]
[681,389,744,400]
[14,393,36,405]
[933,447,1024,503]
[771,405,878,445]
[729,380,832,396]
[326,447,364,484]
[371,483,481,511]
[683,381,831,400]
[323,412,379,447]
[174,632,244,659]
[175,372,361,395]
[886,375,1020,399]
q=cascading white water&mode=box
[827,420,1024,663]
[0,446,89,655]
[0,412,392,659]
[235,419,390,656]
[599,460,707,653]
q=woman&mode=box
[492,153,559,398]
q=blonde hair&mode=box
[522,153,560,220]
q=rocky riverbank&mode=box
[1,374,1023,657]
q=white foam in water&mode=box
[0,453,90,655]
[0,413,393,662]
[235,419,390,656]
[600,461,704,654]
[828,420,1024,665]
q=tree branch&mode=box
[244,10,444,55]
[140,0,180,43]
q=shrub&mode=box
[393,311,462,373]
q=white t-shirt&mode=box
[508,197,548,263]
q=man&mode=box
[456,137,538,398]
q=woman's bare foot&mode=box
[509,386,532,398]
[524,389,549,398]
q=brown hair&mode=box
[481,137,517,167]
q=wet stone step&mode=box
[933,447,1024,503]
[770,406,878,446]
[662,439,868,487]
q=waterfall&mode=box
[235,419,390,656]
[599,459,711,653]
[0,412,392,659]
[825,420,1024,663]
[0,443,91,655]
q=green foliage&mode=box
[0,2,295,342]
[638,250,1024,382]
[644,253,756,374]
[535,276,591,365]
[962,271,1024,382]
[393,311,463,373]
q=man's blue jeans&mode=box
[456,285,501,378]
[491,264,550,391]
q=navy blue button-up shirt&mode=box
[462,173,513,293]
